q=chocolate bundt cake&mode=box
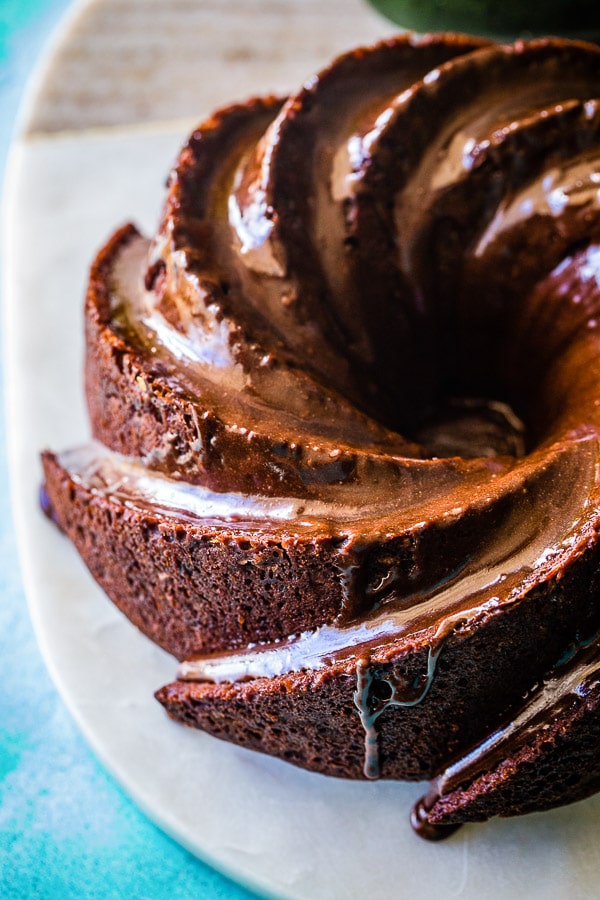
[41,33,600,837]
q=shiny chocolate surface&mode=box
[51,34,600,823]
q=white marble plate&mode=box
[4,1,600,897]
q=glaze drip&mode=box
[410,796,462,842]
[353,641,443,779]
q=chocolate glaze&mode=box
[43,33,600,830]
[410,796,462,842]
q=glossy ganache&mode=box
[41,33,600,836]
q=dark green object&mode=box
[367,0,599,41]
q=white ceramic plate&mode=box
[4,2,600,898]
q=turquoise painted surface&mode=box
[0,3,258,898]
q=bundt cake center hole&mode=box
[412,397,527,460]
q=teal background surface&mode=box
[0,2,257,897]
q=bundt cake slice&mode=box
[413,636,600,836]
